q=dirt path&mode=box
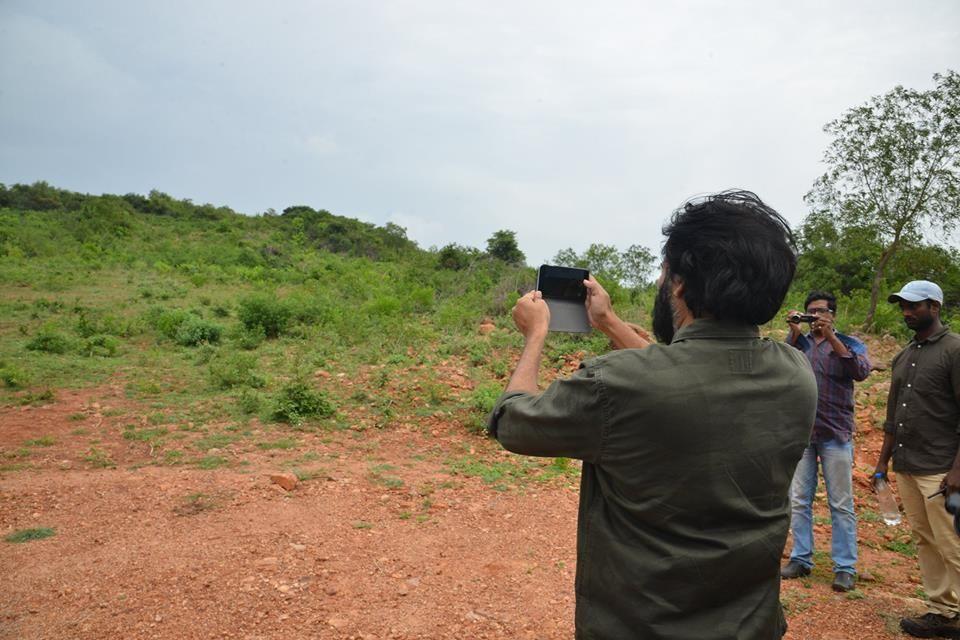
[0,383,926,639]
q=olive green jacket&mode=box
[489,320,817,640]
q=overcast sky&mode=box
[1,1,958,264]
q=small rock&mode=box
[328,617,349,630]
[154,614,163,623]
[255,557,279,570]
[315,370,331,379]
[290,543,306,552]
[269,473,298,491]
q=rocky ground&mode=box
[0,334,935,639]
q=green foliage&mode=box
[5,527,56,543]
[486,230,526,265]
[81,334,120,357]
[25,326,72,354]
[0,362,29,388]
[174,316,223,346]
[470,382,503,414]
[553,243,656,288]
[270,381,335,424]
[208,351,265,389]
[805,69,960,327]
[237,293,291,338]
[437,243,480,270]
[145,306,194,340]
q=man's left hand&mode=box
[813,314,835,338]
[512,290,550,341]
[944,468,960,494]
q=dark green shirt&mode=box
[489,319,817,640]
[884,326,960,475]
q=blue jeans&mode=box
[787,439,857,575]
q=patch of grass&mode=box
[83,447,115,468]
[447,456,533,486]
[859,509,883,523]
[352,520,373,529]
[17,389,55,406]
[68,412,87,422]
[885,539,918,557]
[194,432,239,451]
[194,455,229,470]
[122,426,168,443]
[5,527,56,543]
[845,589,866,600]
[164,450,185,465]
[0,363,29,388]
[24,436,56,447]
[257,438,299,451]
[813,515,831,526]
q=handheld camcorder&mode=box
[787,313,818,324]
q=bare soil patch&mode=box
[0,339,929,639]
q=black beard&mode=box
[907,315,935,332]
[652,280,676,344]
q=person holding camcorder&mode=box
[780,292,871,592]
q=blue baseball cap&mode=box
[888,280,944,305]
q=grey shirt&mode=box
[489,319,817,640]
[885,326,960,475]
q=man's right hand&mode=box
[786,309,803,342]
[584,276,615,330]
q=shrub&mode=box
[208,351,265,389]
[175,317,223,346]
[470,382,503,414]
[237,294,290,338]
[0,363,29,388]
[231,324,265,350]
[144,306,194,339]
[81,334,119,357]
[235,388,263,415]
[26,327,71,354]
[271,381,335,424]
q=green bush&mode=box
[0,362,29,388]
[231,324,265,350]
[470,382,504,414]
[237,294,290,338]
[26,327,72,354]
[144,306,194,339]
[235,388,263,415]
[208,351,265,389]
[271,381,335,424]
[175,317,223,346]
[81,334,120,357]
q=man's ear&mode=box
[671,275,685,301]
[932,301,942,316]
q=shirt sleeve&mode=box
[884,350,902,434]
[839,337,871,381]
[487,362,605,463]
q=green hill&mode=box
[0,182,640,436]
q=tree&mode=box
[486,229,525,265]
[805,69,960,328]
[552,243,656,288]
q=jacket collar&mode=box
[672,318,760,342]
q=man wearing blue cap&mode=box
[874,280,960,638]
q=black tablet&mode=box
[536,265,591,333]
